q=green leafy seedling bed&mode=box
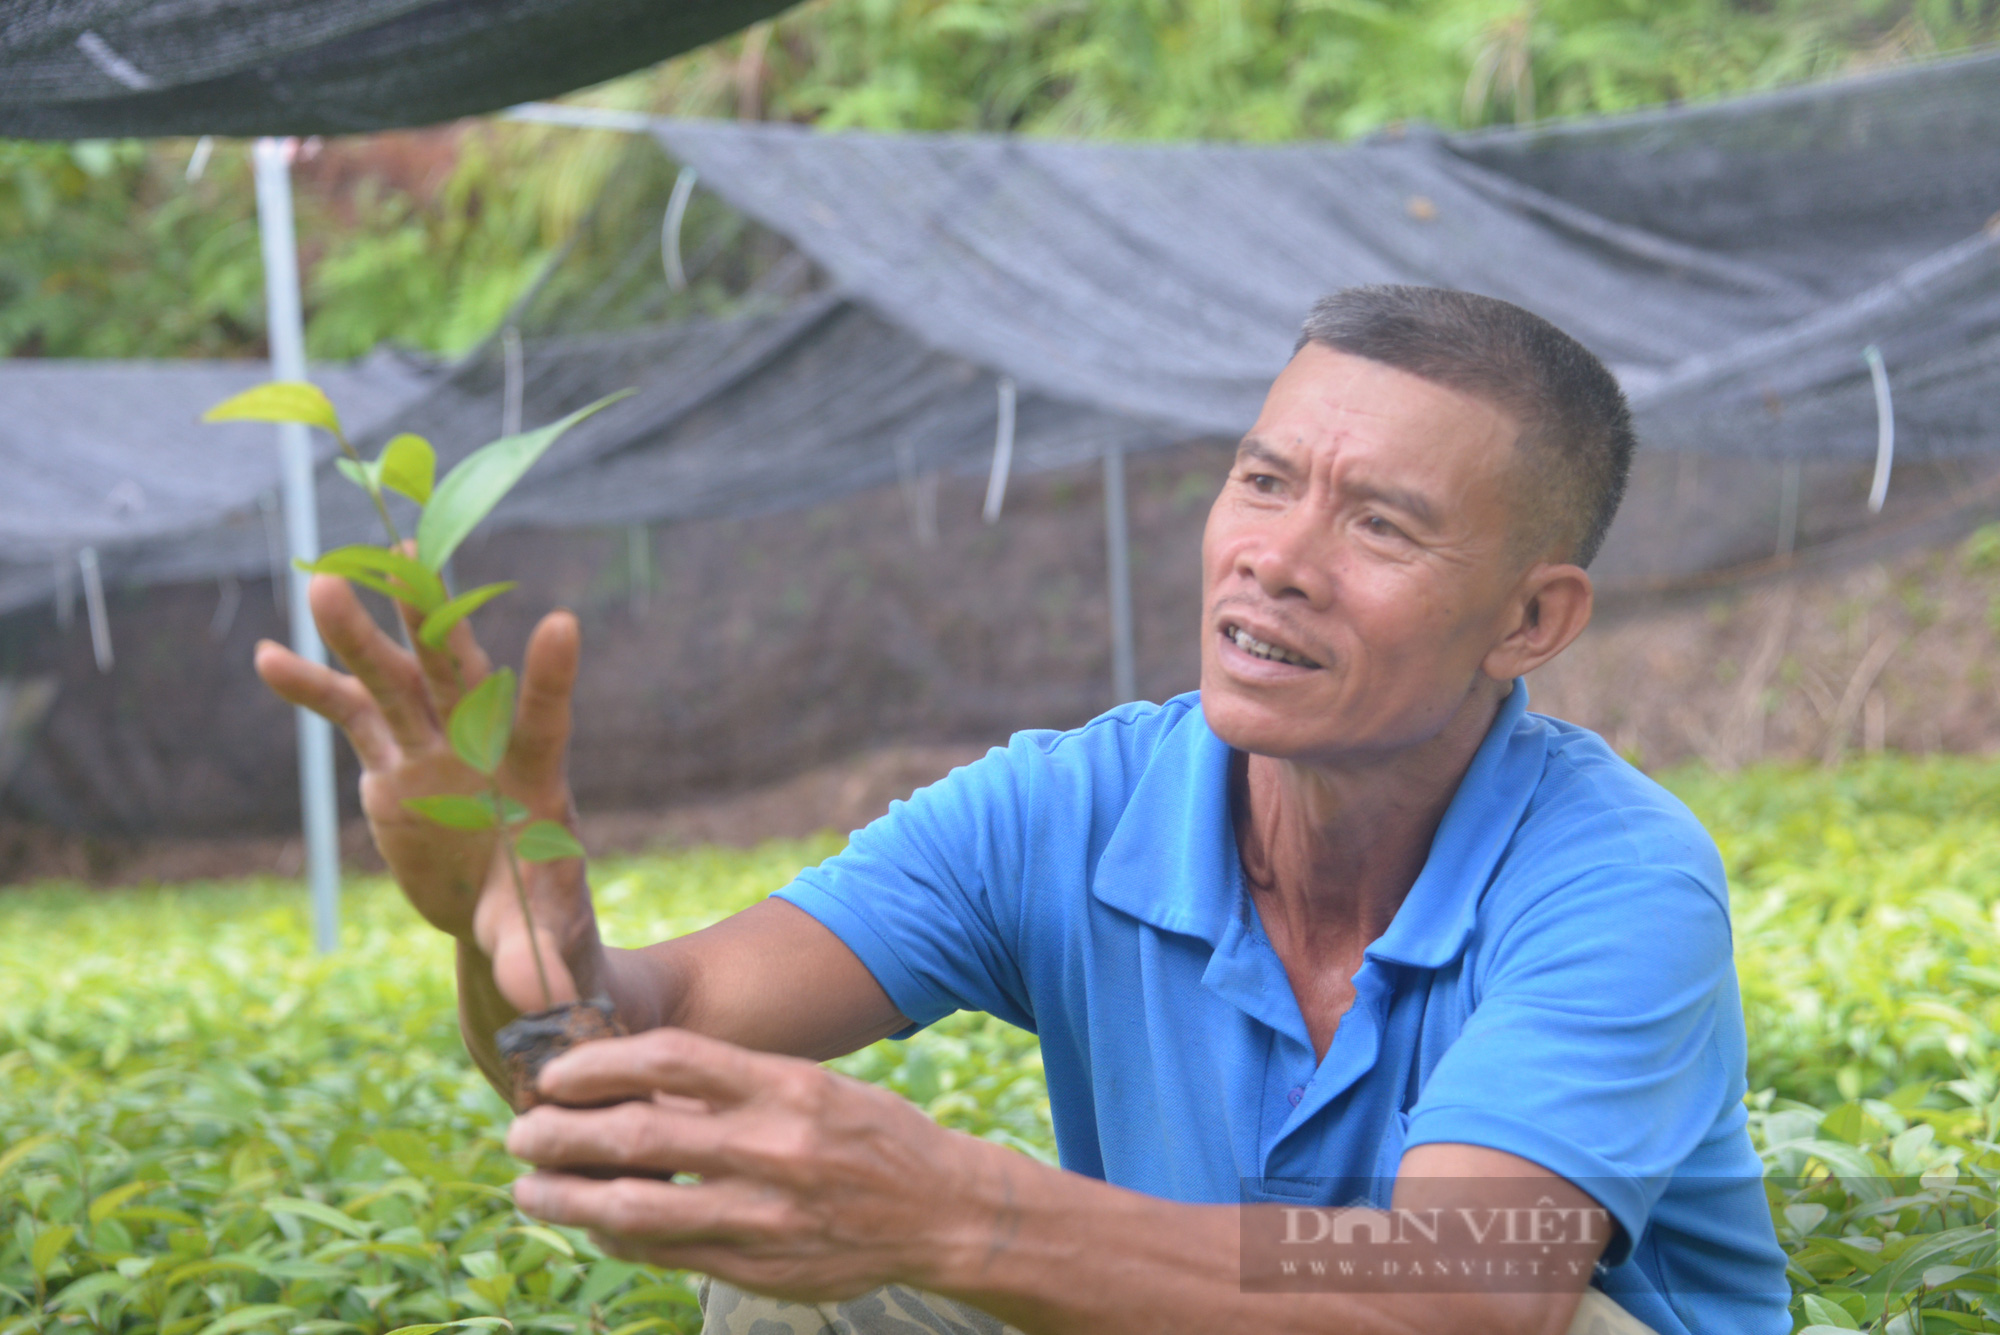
[6,755,2000,1333]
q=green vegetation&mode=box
[662,0,2000,139]
[4,754,1999,1333]
[0,836,1046,1335]
[5,0,1998,362]
[1681,758,2000,1330]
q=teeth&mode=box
[1229,625,1315,667]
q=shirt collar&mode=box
[1091,700,1242,946]
[1090,682,1546,972]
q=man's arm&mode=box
[255,574,909,1094]
[505,1028,1608,1335]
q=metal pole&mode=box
[1103,443,1136,704]
[1776,460,1801,559]
[255,137,341,955]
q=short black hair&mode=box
[1295,285,1635,568]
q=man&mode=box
[257,286,1790,1335]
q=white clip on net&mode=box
[982,376,1017,524]
[1864,344,1895,514]
[75,30,156,91]
[663,167,700,291]
[78,547,113,672]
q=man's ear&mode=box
[1482,563,1593,682]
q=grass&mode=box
[3,755,1998,1334]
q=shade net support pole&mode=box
[255,136,341,956]
[1103,442,1136,704]
[502,326,524,437]
[53,548,74,629]
[1776,461,1801,559]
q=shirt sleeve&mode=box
[772,738,1045,1034]
[1401,866,1740,1265]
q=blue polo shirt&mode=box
[775,685,1790,1334]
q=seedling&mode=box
[205,381,629,1071]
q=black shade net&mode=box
[0,0,794,139]
[8,46,2000,625]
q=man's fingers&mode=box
[508,609,580,787]
[508,1098,732,1178]
[512,1171,766,1246]
[397,596,493,714]
[535,1026,769,1109]
[308,575,439,747]
[254,639,399,770]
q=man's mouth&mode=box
[1222,622,1321,669]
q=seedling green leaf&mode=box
[418,582,517,649]
[88,1179,162,1224]
[201,382,344,439]
[416,391,632,572]
[265,1197,371,1238]
[1785,1203,1829,1235]
[48,1272,129,1313]
[298,545,448,612]
[1798,1293,1860,1329]
[373,1130,447,1183]
[1817,1101,1888,1146]
[0,1130,57,1180]
[604,1318,683,1335]
[193,1304,301,1335]
[505,1225,576,1259]
[401,795,499,832]
[468,1273,516,1309]
[293,559,403,605]
[448,670,515,776]
[381,1320,512,1335]
[380,434,437,505]
[30,1224,76,1278]
[515,821,584,863]
[335,458,377,491]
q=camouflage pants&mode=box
[695,1277,1658,1334]
[695,1277,1019,1334]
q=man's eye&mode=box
[1363,515,1402,538]
[1246,473,1281,494]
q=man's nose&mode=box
[1237,509,1335,605]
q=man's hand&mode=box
[506,1027,988,1302]
[254,574,602,1016]
[252,573,908,1086]
[507,1028,1610,1335]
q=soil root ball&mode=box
[497,998,624,1111]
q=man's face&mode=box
[1200,343,1535,765]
